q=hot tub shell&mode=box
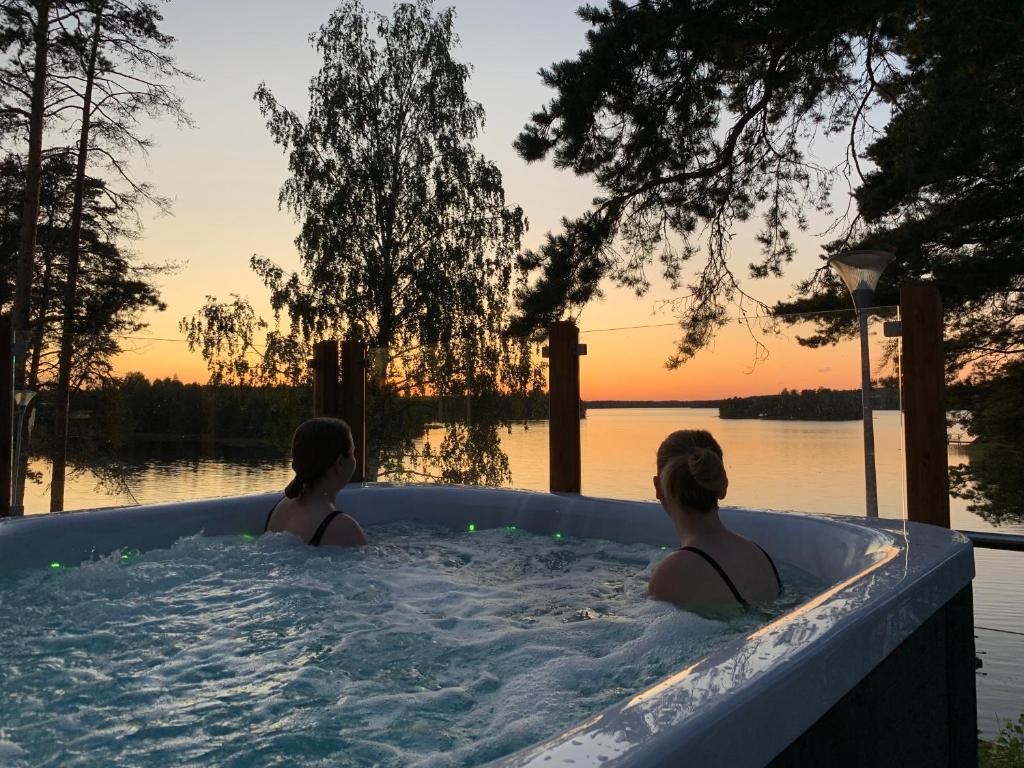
[0,485,977,767]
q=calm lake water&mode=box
[20,408,1024,736]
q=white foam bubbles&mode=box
[0,522,815,767]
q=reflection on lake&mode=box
[19,407,1023,735]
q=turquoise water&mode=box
[0,523,817,767]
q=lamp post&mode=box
[11,388,36,517]
[828,250,895,518]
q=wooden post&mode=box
[1,315,12,518]
[901,285,950,527]
[548,321,582,493]
[340,339,367,482]
[311,340,339,418]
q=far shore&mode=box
[584,400,723,409]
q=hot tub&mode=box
[0,485,976,767]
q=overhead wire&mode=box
[578,305,899,334]
[975,625,1024,637]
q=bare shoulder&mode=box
[648,550,704,605]
[732,534,782,602]
[320,512,369,548]
[266,497,294,533]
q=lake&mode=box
[20,408,1023,736]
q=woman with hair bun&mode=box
[648,430,780,611]
[264,417,368,547]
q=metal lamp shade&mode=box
[14,389,35,408]
[828,250,895,309]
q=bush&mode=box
[980,715,1024,768]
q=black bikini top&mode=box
[677,543,782,607]
[264,500,345,547]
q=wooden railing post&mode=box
[901,284,950,527]
[548,321,583,493]
[311,340,339,418]
[340,339,367,483]
[1,315,12,518]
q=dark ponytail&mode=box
[285,417,354,499]
[284,474,308,500]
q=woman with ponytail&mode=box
[648,430,780,611]
[264,418,368,547]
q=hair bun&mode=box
[687,448,727,495]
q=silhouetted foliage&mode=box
[61,373,312,448]
[183,0,543,484]
[950,361,1024,526]
[775,0,1024,376]
[21,372,308,503]
[514,0,1022,521]
[0,152,166,390]
[718,387,898,421]
[18,373,550,497]
[1,0,191,509]
[514,1,1021,367]
[47,0,193,511]
[770,0,1024,523]
[512,0,918,365]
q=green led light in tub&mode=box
[553,532,562,539]
[49,562,61,569]
[241,532,257,541]
[467,523,476,532]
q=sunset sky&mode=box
[110,0,893,400]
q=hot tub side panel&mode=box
[766,586,978,768]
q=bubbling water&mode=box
[0,522,819,767]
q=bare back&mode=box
[649,530,780,611]
[265,496,368,548]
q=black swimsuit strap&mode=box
[263,497,285,533]
[678,546,749,606]
[754,543,783,591]
[309,509,344,547]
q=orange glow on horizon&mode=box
[112,307,892,402]
[577,317,890,401]
[98,0,892,404]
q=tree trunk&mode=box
[50,4,103,512]
[11,0,52,387]
[12,240,55,508]
[29,234,56,390]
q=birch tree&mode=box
[184,0,535,484]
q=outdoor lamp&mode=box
[14,389,36,410]
[828,250,895,518]
[829,250,896,309]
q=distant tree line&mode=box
[718,387,899,421]
[585,399,723,410]
[61,373,311,449]
[26,372,550,457]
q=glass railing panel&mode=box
[577,307,906,516]
[370,335,548,489]
[941,309,1024,737]
[15,336,308,514]
[974,549,1024,737]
